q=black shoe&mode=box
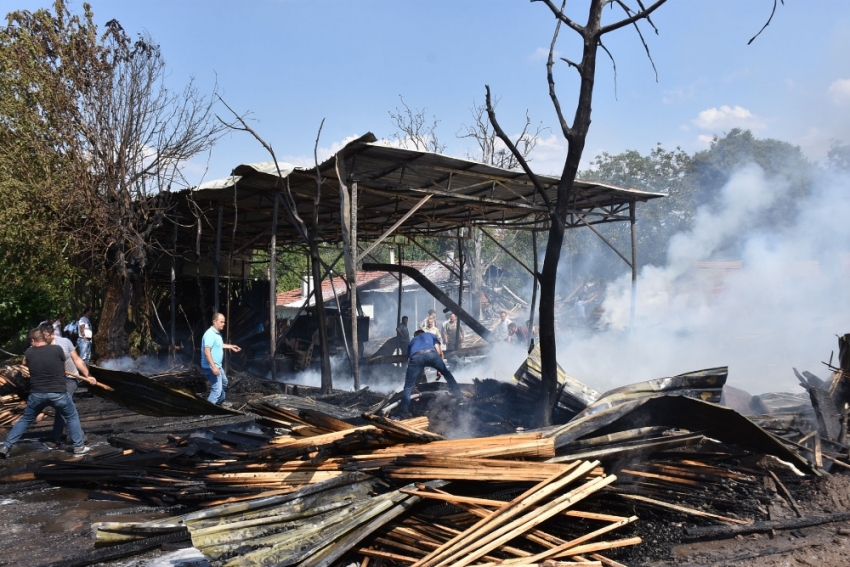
[43,440,60,450]
[0,445,9,458]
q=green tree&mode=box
[1,1,222,359]
[687,129,812,214]
[580,144,693,270]
[0,1,95,346]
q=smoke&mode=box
[558,165,850,395]
[99,354,192,375]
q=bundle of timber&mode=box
[90,463,634,566]
[0,364,33,426]
[13,346,850,566]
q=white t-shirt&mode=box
[79,315,93,339]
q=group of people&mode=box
[1,311,241,459]
[1,320,97,458]
[493,310,535,347]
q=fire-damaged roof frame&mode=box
[167,132,664,252]
[157,133,664,388]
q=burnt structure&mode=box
[152,133,663,388]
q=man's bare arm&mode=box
[70,350,92,379]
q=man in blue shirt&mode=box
[398,330,461,418]
[201,313,241,405]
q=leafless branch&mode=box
[612,1,659,81]
[598,0,668,35]
[216,96,310,244]
[548,3,571,139]
[484,85,555,219]
[388,95,445,153]
[532,0,585,34]
[748,0,783,45]
[598,40,618,99]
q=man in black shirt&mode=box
[0,328,89,458]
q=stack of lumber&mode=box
[91,463,635,567]
[1,391,835,566]
[0,365,37,426]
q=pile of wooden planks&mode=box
[2,389,837,566]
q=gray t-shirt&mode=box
[54,336,78,375]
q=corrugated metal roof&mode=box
[164,133,664,256]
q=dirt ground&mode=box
[3,385,850,567]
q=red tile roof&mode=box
[276,270,387,307]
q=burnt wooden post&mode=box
[195,215,205,321]
[226,186,238,373]
[454,229,464,349]
[348,181,360,390]
[629,200,637,331]
[528,220,540,351]
[214,204,223,312]
[269,192,279,379]
[396,244,403,349]
[170,219,177,358]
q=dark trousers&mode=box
[399,351,460,418]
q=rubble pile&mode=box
[2,336,850,566]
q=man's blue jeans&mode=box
[51,377,80,443]
[77,339,92,366]
[204,366,228,405]
[3,392,85,450]
[399,351,459,418]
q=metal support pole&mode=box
[269,193,279,379]
[214,204,223,312]
[349,182,360,390]
[629,202,638,332]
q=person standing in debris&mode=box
[422,315,441,339]
[39,323,96,449]
[201,313,242,406]
[419,309,437,332]
[77,307,94,366]
[396,315,410,355]
[442,313,464,351]
[1,328,89,458]
[507,322,529,346]
[398,330,461,419]
[494,310,512,341]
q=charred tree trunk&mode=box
[95,266,132,362]
[310,241,333,394]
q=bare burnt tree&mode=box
[458,97,546,319]
[75,21,223,360]
[217,102,334,394]
[458,97,546,170]
[388,96,446,153]
[485,0,668,426]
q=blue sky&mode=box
[12,1,850,184]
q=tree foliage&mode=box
[0,1,222,358]
[0,1,96,345]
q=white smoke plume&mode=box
[559,165,850,395]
